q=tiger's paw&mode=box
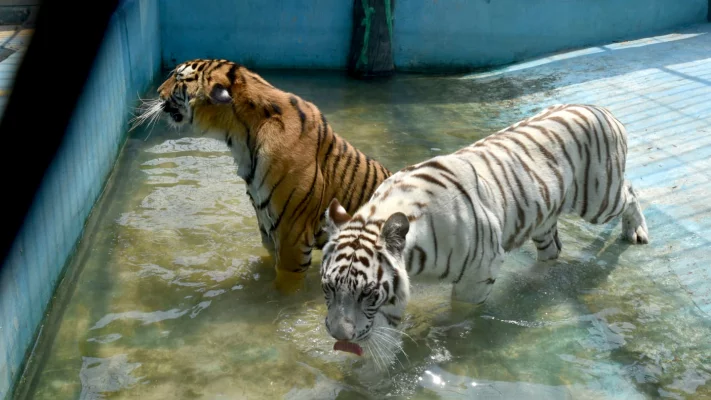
[621,190,649,245]
[274,269,307,295]
[534,228,563,262]
[536,245,562,262]
[256,254,274,269]
[430,300,483,335]
[622,217,649,245]
[450,299,485,321]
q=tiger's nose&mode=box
[330,318,356,341]
[161,102,182,121]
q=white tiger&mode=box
[319,103,649,358]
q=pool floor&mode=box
[13,23,711,399]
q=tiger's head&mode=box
[131,59,259,134]
[320,198,411,357]
[158,59,237,128]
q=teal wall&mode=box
[159,0,355,69]
[158,0,707,71]
[393,0,709,71]
[0,0,160,397]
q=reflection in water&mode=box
[78,355,142,400]
[90,309,190,330]
[15,71,711,399]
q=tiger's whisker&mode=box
[368,340,387,373]
[371,330,403,350]
[372,331,409,365]
[375,326,417,346]
[128,99,163,133]
[372,329,397,344]
[376,337,397,367]
[369,339,392,377]
[372,332,405,370]
[369,340,387,373]
[366,342,383,372]
[371,331,401,349]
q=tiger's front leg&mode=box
[250,215,277,272]
[531,221,563,262]
[258,225,276,258]
[447,253,505,323]
[273,231,315,294]
[248,193,276,267]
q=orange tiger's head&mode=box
[132,59,270,134]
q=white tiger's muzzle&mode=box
[325,296,359,341]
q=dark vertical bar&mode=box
[347,0,396,79]
[0,0,120,270]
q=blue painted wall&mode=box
[159,0,707,71]
[0,0,160,397]
[159,0,354,69]
[394,0,709,71]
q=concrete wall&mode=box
[0,0,39,25]
[0,1,41,5]
[393,0,709,71]
[159,0,707,71]
[159,0,354,69]
[0,0,160,398]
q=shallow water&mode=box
[15,71,711,399]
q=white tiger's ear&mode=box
[381,212,409,256]
[325,198,351,236]
[209,83,232,104]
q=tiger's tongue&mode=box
[333,340,363,356]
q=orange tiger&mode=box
[133,59,392,293]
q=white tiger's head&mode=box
[320,198,411,358]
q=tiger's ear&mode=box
[209,83,232,104]
[325,198,351,236]
[381,212,409,256]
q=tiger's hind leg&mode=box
[619,181,649,244]
[531,221,563,261]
